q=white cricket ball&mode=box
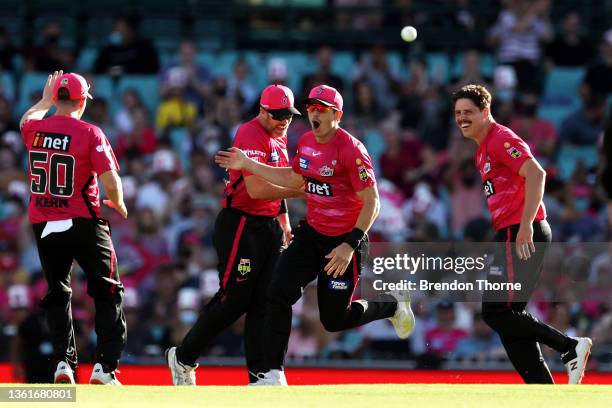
[401,26,418,42]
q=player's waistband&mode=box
[221,207,278,221]
[495,219,551,242]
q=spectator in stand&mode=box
[424,301,469,359]
[453,312,504,362]
[156,68,198,136]
[352,45,401,113]
[0,96,18,138]
[581,29,612,102]
[487,0,552,93]
[116,107,158,159]
[509,92,556,162]
[94,16,159,75]
[545,11,594,67]
[446,159,486,239]
[114,88,147,135]
[226,57,258,116]
[160,40,212,111]
[449,49,493,93]
[352,79,383,130]
[84,98,118,146]
[300,46,344,100]
[560,93,606,146]
[25,21,74,72]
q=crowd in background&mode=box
[0,0,611,381]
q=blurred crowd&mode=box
[0,0,611,381]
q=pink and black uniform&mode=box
[262,85,398,373]
[475,122,546,231]
[175,84,300,384]
[22,116,118,223]
[22,72,126,374]
[477,122,573,385]
[223,117,289,216]
[291,127,375,236]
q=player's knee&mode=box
[40,288,72,307]
[319,314,344,332]
[266,282,299,307]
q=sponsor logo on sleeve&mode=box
[244,149,267,162]
[306,177,333,196]
[507,147,522,158]
[299,156,310,169]
[319,165,334,177]
[329,279,350,290]
[238,258,251,275]
[96,144,110,153]
[357,165,369,182]
[483,179,495,197]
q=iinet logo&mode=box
[32,132,71,151]
[306,178,333,196]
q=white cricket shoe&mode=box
[386,290,416,339]
[166,347,197,386]
[54,361,75,384]
[89,363,122,385]
[562,337,592,384]
[249,369,288,386]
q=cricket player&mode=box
[20,71,127,385]
[166,84,303,385]
[452,84,592,384]
[216,85,415,385]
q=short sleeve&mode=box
[20,119,40,144]
[233,125,269,177]
[89,126,119,175]
[291,151,303,175]
[342,138,376,192]
[489,131,533,174]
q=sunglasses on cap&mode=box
[306,104,335,113]
[264,108,294,121]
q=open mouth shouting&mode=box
[312,120,321,129]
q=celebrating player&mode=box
[166,84,303,385]
[452,84,592,384]
[216,84,415,385]
[20,71,127,385]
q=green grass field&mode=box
[1,384,610,408]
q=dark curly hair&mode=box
[452,84,492,111]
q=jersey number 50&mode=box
[29,151,75,197]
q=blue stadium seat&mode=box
[543,67,585,104]
[556,145,598,180]
[331,52,356,78]
[0,72,16,102]
[91,75,114,104]
[16,72,49,119]
[117,75,159,116]
[537,104,574,130]
[425,53,450,84]
[75,47,99,73]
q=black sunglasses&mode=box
[265,109,294,121]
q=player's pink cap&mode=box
[53,73,93,101]
[260,84,300,114]
[306,85,343,111]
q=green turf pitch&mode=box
[0,384,610,408]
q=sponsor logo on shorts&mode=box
[483,179,495,198]
[299,156,309,169]
[329,279,349,290]
[306,178,332,196]
[32,132,71,151]
[238,258,251,275]
[489,265,503,276]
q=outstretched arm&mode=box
[215,147,303,189]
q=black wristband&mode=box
[343,228,366,250]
